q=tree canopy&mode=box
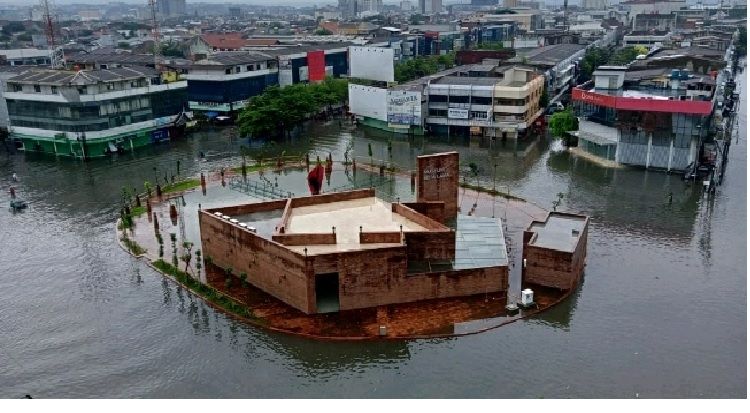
[237,78,348,139]
[394,53,456,83]
[549,108,579,138]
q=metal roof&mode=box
[8,66,158,85]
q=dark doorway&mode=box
[315,273,340,313]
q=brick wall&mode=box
[289,188,374,208]
[402,201,446,224]
[392,203,448,230]
[417,152,459,219]
[522,217,589,291]
[336,245,508,311]
[200,211,315,313]
[272,232,337,246]
[360,231,402,244]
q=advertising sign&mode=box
[387,90,422,125]
[448,108,469,119]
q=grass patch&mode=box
[230,163,274,174]
[460,182,525,201]
[119,205,148,230]
[121,237,146,255]
[153,259,254,319]
[162,179,201,194]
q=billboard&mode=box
[387,90,422,125]
[349,46,395,83]
[307,50,326,82]
[348,84,387,121]
[448,108,469,119]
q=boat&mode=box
[10,199,27,210]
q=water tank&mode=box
[521,289,534,306]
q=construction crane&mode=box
[41,0,64,69]
[148,0,162,68]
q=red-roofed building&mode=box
[200,33,249,51]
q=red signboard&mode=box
[572,87,618,108]
[307,50,325,82]
[572,87,713,115]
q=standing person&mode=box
[9,186,16,199]
[12,173,17,182]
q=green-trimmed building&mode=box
[4,66,187,158]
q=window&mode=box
[235,66,241,74]
[78,86,87,95]
[33,85,41,93]
[51,86,57,94]
[247,65,253,71]
[11,84,21,92]
[225,68,231,75]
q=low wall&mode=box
[272,232,337,246]
[206,199,287,217]
[402,201,446,224]
[392,203,448,231]
[360,231,402,244]
[290,188,374,208]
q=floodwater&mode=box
[0,73,746,398]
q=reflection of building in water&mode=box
[200,152,510,315]
[546,150,703,242]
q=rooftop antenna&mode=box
[148,0,162,69]
[41,0,64,69]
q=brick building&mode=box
[199,152,510,314]
[522,212,589,291]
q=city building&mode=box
[0,49,52,67]
[509,43,587,102]
[199,152,510,314]
[157,0,186,18]
[4,66,188,158]
[424,65,544,139]
[185,52,278,116]
[419,0,443,14]
[571,65,719,172]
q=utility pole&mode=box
[148,0,162,69]
[41,0,64,69]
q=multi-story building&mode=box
[571,65,719,172]
[186,52,278,116]
[424,65,545,139]
[4,66,188,158]
[510,43,588,102]
[419,0,443,14]
[157,0,186,18]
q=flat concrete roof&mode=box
[287,197,426,244]
[529,213,587,253]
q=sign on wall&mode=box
[387,90,422,126]
[448,108,469,119]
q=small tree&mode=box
[181,241,194,273]
[552,192,565,211]
[195,249,202,272]
[549,109,579,141]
